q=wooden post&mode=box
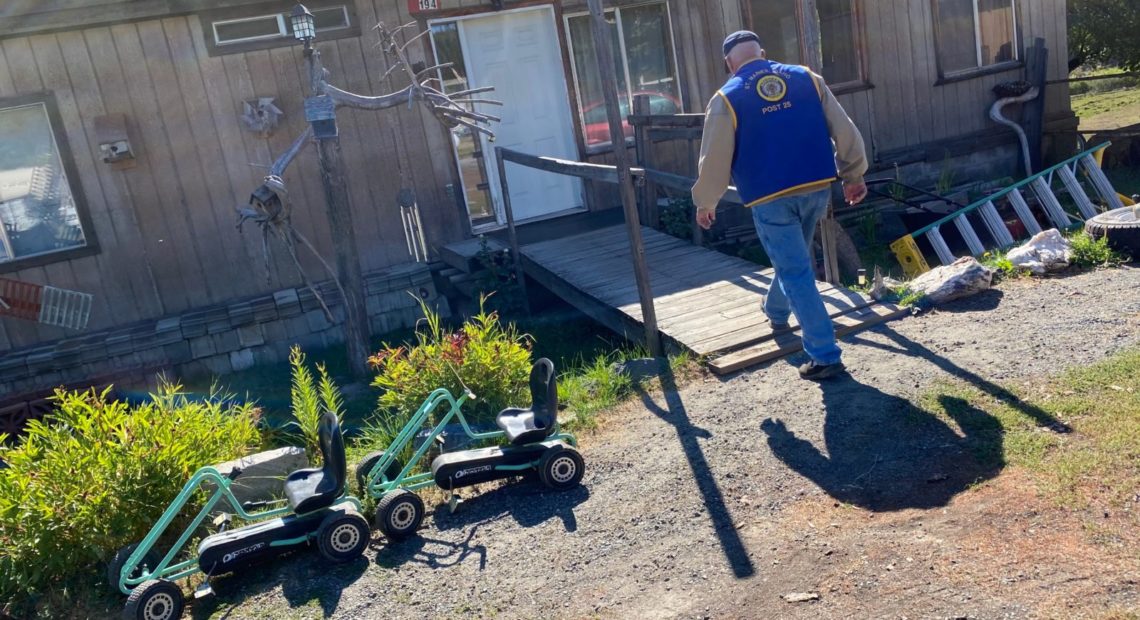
[799,0,841,285]
[633,95,659,228]
[587,0,662,356]
[494,146,531,315]
[306,45,370,378]
[1023,38,1048,173]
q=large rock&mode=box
[205,447,307,507]
[908,256,995,304]
[1007,228,1072,274]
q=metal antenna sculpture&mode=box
[236,20,500,333]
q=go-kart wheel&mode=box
[538,447,585,491]
[355,450,404,492]
[122,579,184,620]
[316,508,371,563]
[375,489,424,541]
[107,543,160,594]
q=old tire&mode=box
[316,509,371,563]
[107,543,160,594]
[122,579,184,620]
[538,446,585,491]
[1085,206,1140,257]
[355,451,404,492]
[375,489,424,541]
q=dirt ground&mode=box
[195,267,1140,620]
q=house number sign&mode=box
[408,0,439,13]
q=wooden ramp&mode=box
[519,225,906,374]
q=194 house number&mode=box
[409,0,439,11]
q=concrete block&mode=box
[228,303,255,327]
[201,354,232,377]
[213,330,241,354]
[230,348,255,372]
[189,336,216,360]
[237,324,265,348]
[205,447,307,508]
[164,341,193,365]
[0,355,29,379]
[273,288,302,318]
[204,307,231,335]
[251,296,279,323]
[26,348,56,374]
[155,317,183,345]
[305,309,332,332]
[261,319,289,346]
[180,311,208,338]
[105,333,134,356]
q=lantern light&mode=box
[290,4,316,43]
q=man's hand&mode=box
[697,210,716,230]
[844,182,868,206]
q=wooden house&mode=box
[0,0,1075,419]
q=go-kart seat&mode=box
[283,410,346,514]
[496,358,558,446]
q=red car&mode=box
[582,92,681,146]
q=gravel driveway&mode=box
[198,266,1140,620]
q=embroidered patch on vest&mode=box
[756,75,788,102]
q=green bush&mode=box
[369,298,532,426]
[288,346,345,464]
[661,197,694,240]
[1069,230,1129,268]
[0,385,260,609]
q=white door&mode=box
[454,7,583,225]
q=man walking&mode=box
[692,31,868,380]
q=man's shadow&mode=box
[761,326,1067,511]
[762,378,1002,510]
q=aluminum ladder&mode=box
[896,143,1122,271]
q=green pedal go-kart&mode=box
[108,410,368,620]
[357,357,586,541]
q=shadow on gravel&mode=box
[192,554,368,619]
[761,326,1068,512]
[431,480,590,533]
[636,366,756,579]
[934,287,1005,313]
[370,483,589,571]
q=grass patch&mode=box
[1072,86,1140,121]
[917,347,1140,510]
[1068,230,1130,268]
[979,249,1031,282]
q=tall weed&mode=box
[288,346,345,463]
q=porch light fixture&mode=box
[290,4,316,43]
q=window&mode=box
[429,21,495,225]
[565,3,682,150]
[0,94,93,269]
[934,0,1019,78]
[744,0,867,90]
[201,2,358,56]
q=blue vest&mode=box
[719,59,837,207]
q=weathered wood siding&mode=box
[585,0,1072,180]
[0,0,463,349]
[846,0,1072,159]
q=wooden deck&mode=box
[519,225,906,374]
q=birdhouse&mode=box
[304,95,337,139]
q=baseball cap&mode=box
[723,31,761,57]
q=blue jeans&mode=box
[751,189,842,365]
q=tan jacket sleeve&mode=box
[691,94,736,216]
[813,71,869,185]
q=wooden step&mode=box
[439,237,508,274]
[707,303,908,375]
